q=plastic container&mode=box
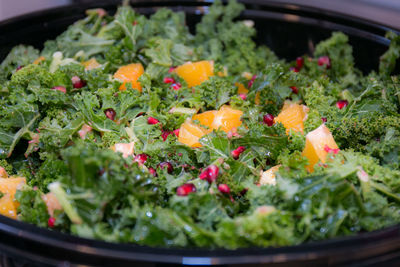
[0,1,400,266]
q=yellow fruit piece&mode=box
[0,194,17,219]
[0,177,26,201]
[42,192,62,217]
[275,101,309,134]
[111,142,135,158]
[175,60,214,87]
[255,92,261,105]
[242,72,253,80]
[114,63,144,92]
[236,82,249,95]
[0,167,7,178]
[259,165,281,186]
[192,111,217,131]
[33,56,45,65]
[178,120,208,148]
[212,105,243,133]
[82,58,101,70]
[217,67,228,77]
[302,124,339,172]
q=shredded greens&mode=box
[1,0,400,249]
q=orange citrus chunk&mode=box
[0,177,26,201]
[0,167,7,178]
[0,194,17,219]
[178,119,208,148]
[212,105,243,133]
[82,58,101,70]
[275,101,309,134]
[111,142,135,158]
[114,63,144,92]
[33,56,45,65]
[302,124,339,172]
[259,165,281,186]
[236,82,249,95]
[174,60,214,87]
[42,192,62,217]
[192,110,217,131]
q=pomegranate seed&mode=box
[239,93,247,100]
[321,117,327,123]
[231,146,246,160]
[16,65,24,71]
[168,67,176,73]
[290,86,298,94]
[132,20,138,26]
[296,57,304,69]
[336,100,348,109]
[263,114,274,126]
[48,217,56,228]
[104,108,116,121]
[171,83,181,90]
[199,165,219,183]
[149,167,157,177]
[240,188,248,196]
[51,86,66,93]
[161,130,171,141]
[324,145,340,154]
[218,184,230,194]
[176,183,196,196]
[158,162,173,174]
[134,153,148,165]
[290,66,300,73]
[173,129,180,137]
[71,76,86,88]
[247,75,257,89]
[163,77,175,84]
[317,56,331,69]
[147,117,159,125]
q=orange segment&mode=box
[211,105,243,133]
[275,101,309,134]
[82,58,101,70]
[236,83,249,95]
[33,56,45,65]
[114,63,144,92]
[192,111,217,131]
[0,167,7,178]
[178,120,208,147]
[260,165,281,186]
[174,60,214,87]
[0,194,17,219]
[302,124,339,172]
[0,177,26,201]
[42,192,62,217]
[111,142,135,158]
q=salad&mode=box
[0,0,400,249]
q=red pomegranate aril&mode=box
[48,217,56,228]
[324,145,340,154]
[71,76,86,88]
[16,65,24,71]
[158,162,173,174]
[168,67,176,73]
[176,183,196,196]
[161,130,171,141]
[317,56,331,69]
[218,184,231,194]
[247,75,257,89]
[171,83,181,90]
[149,167,157,177]
[290,86,298,94]
[290,67,300,73]
[263,114,274,126]
[199,165,219,183]
[52,86,67,93]
[173,129,180,137]
[147,117,160,125]
[239,93,247,100]
[296,57,304,69]
[321,117,327,123]
[231,146,246,160]
[104,108,116,121]
[336,100,348,110]
[135,153,148,165]
[163,77,175,84]
[132,20,138,26]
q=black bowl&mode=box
[0,1,400,266]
